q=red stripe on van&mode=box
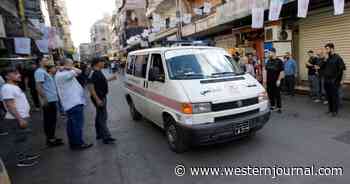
[125,82,183,112]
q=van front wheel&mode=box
[129,101,142,121]
[165,118,189,153]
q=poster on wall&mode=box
[0,15,6,38]
[35,39,49,53]
[297,0,310,18]
[334,0,345,15]
[252,8,264,28]
[15,37,31,54]
[273,41,292,57]
[269,0,283,21]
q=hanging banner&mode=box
[194,8,203,16]
[35,39,49,53]
[298,0,310,18]
[269,0,283,21]
[203,2,212,14]
[252,8,264,28]
[0,15,6,37]
[334,0,345,15]
[14,37,31,54]
[183,14,192,24]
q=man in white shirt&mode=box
[1,68,40,167]
[55,59,92,150]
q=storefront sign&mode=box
[334,0,345,15]
[298,0,310,18]
[14,37,31,54]
[269,0,283,21]
[0,15,6,38]
[252,8,264,28]
[182,23,195,37]
[196,19,208,32]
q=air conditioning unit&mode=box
[264,25,292,42]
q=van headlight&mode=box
[258,92,269,103]
[181,103,211,114]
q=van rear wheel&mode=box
[165,117,189,153]
[129,101,142,121]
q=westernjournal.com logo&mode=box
[174,164,343,179]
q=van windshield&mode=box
[165,49,242,80]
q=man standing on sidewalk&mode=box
[323,43,346,117]
[283,52,297,96]
[35,56,63,147]
[265,48,284,113]
[306,50,321,102]
[88,58,117,144]
[1,68,40,167]
[55,59,93,150]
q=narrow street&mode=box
[6,76,350,184]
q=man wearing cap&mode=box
[88,58,117,144]
[265,48,285,113]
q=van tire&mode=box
[128,101,142,121]
[164,117,189,153]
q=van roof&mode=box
[128,46,225,55]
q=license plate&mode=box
[234,122,250,135]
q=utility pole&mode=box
[176,0,183,41]
[18,0,27,37]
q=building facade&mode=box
[79,43,92,62]
[90,15,112,58]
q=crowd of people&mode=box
[233,43,346,116]
[0,56,117,168]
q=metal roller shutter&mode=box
[299,6,350,83]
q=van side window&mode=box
[134,54,149,78]
[150,54,165,79]
[126,56,135,75]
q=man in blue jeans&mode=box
[283,52,297,96]
[306,50,321,102]
[55,59,93,150]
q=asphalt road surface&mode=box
[6,75,350,184]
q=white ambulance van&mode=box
[124,46,270,153]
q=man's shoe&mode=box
[323,101,328,105]
[47,139,64,147]
[332,112,338,117]
[270,106,276,111]
[96,136,102,140]
[17,160,38,167]
[18,153,41,162]
[70,143,93,151]
[325,111,332,114]
[0,131,8,136]
[314,99,321,103]
[103,138,116,144]
[277,109,282,114]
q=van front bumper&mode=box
[178,110,270,146]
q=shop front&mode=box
[298,5,350,84]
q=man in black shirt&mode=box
[323,43,346,117]
[306,50,321,101]
[265,48,285,113]
[88,58,117,144]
